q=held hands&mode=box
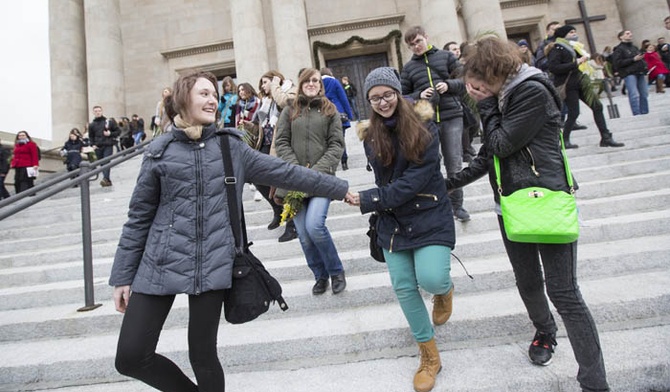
[345,191,360,206]
[113,285,131,313]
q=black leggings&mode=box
[115,290,226,391]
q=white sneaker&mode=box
[249,184,257,191]
[254,191,263,201]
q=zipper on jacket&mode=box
[194,144,204,294]
[526,147,540,177]
[389,232,396,253]
[424,54,441,123]
[417,193,438,201]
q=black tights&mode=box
[115,290,226,391]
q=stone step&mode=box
[24,323,670,392]
[0,270,667,390]
[1,234,667,342]
[3,122,668,229]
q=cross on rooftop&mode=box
[564,0,606,54]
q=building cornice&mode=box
[500,0,549,9]
[308,14,405,37]
[161,40,234,59]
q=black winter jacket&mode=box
[88,116,121,148]
[358,100,455,252]
[547,42,582,89]
[0,146,10,175]
[447,71,574,205]
[400,46,464,122]
[611,42,647,77]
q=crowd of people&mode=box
[101,18,668,391]
[7,16,668,392]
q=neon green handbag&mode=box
[494,134,579,244]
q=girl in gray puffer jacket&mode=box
[109,70,348,392]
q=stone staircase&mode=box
[1,92,669,392]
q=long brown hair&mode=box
[258,70,285,98]
[290,68,337,119]
[366,96,432,167]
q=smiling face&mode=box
[368,85,398,118]
[183,77,218,126]
[301,71,322,97]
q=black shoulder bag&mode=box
[220,135,288,324]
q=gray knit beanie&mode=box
[364,67,402,97]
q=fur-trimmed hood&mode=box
[357,98,434,141]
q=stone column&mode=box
[83,0,125,119]
[230,0,270,84]
[421,0,461,48]
[271,0,312,81]
[617,0,667,45]
[460,0,507,41]
[49,0,88,144]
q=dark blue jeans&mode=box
[497,216,609,392]
[95,145,114,181]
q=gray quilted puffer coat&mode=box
[109,126,348,295]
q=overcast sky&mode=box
[0,1,52,141]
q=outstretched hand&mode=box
[345,191,360,206]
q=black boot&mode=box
[331,273,347,294]
[341,159,349,171]
[267,215,281,230]
[599,138,624,147]
[278,220,298,242]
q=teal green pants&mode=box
[383,245,453,343]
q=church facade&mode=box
[47,0,668,145]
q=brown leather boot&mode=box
[413,338,442,392]
[431,286,454,325]
[657,78,666,93]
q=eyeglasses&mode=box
[306,78,321,85]
[368,91,397,105]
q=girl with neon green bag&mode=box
[446,36,609,392]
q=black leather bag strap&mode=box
[219,134,246,252]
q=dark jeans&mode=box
[497,216,609,392]
[563,85,611,142]
[13,167,34,194]
[0,174,10,199]
[115,290,226,392]
[439,117,465,210]
[95,145,114,181]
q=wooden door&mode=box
[326,53,388,120]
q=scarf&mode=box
[498,63,543,111]
[256,97,280,129]
[174,115,203,140]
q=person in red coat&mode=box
[10,130,40,194]
[643,43,670,93]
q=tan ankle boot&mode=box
[657,78,666,93]
[432,287,453,325]
[413,338,442,392]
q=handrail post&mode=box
[77,161,102,312]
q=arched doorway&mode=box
[326,53,388,120]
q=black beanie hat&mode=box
[554,25,576,39]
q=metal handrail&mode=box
[0,140,151,311]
